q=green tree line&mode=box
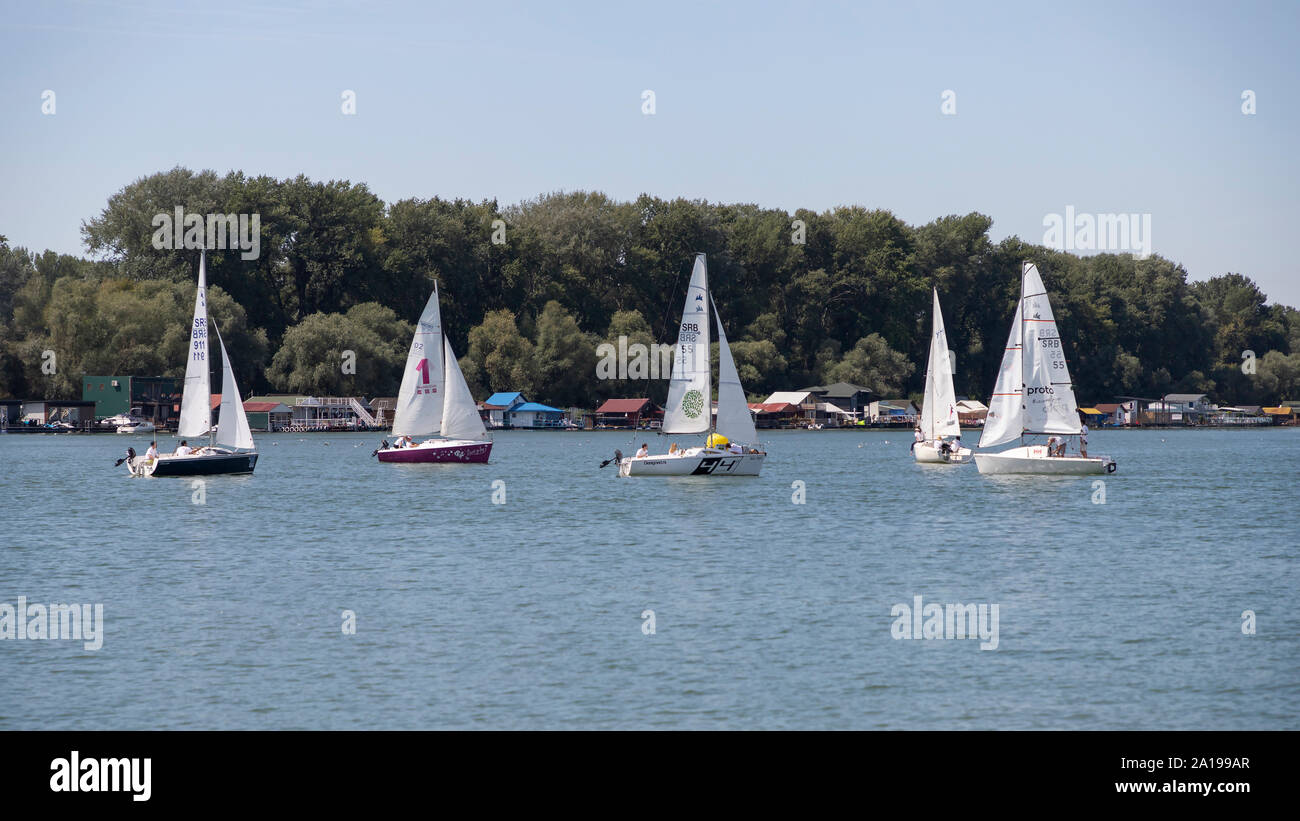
[2,167,1298,407]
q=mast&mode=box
[1019,262,1028,443]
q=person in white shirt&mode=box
[145,441,159,462]
[635,443,649,458]
[175,440,193,456]
[911,427,924,452]
[1079,422,1089,457]
[728,442,743,454]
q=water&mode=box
[1,427,1296,729]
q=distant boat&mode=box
[914,288,970,464]
[126,252,258,477]
[374,284,492,464]
[618,253,765,477]
[974,263,1116,475]
[111,409,156,434]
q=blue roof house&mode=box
[507,402,566,429]
[480,392,527,428]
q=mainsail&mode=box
[712,297,757,445]
[440,336,488,440]
[1020,263,1081,435]
[214,325,255,450]
[177,252,212,439]
[392,287,446,437]
[979,297,1024,449]
[979,262,1081,448]
[921,288,960,441]
[662,254,711,434]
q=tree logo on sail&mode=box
[682,389,704,419]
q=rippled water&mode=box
[1,427,1296,729]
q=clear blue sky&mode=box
[2,0,1297,304]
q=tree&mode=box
[532,301,597,408]
[264,303,409,396]
[464,309,536,398]
[826,333,914,396]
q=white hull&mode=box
[619,447,764,477]
[913,441,972,464]
[116,422,155,434]
[975,445,1115,475]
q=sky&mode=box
[2,0,1297,304]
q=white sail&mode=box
[979,298,1024,448]
[712,297,756,445]
[1020,263,1081,435]
[440,336,488,441]
[391,287,445,437]
[921,288,961,440]
[214,325,255,450]
[662,253,712,434]
[176,252,212,438]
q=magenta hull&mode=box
[377,441,492,463]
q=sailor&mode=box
[668,443,678,455]
[911,427,923,452]
[635,443,649,458]
[728,442,743,454]
[1079,421,1089,457]
[1046,436,1058,456]
[145,441,159,462]
[175,440,193,456]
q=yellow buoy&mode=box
[706,432,729,449]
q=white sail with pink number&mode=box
[376,284,491,464]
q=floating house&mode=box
[800,382,874,420]
[480,392,527,429]
[211,395,292,432]
[244,395,377,431]
[748,401,801,428]
[82,375,180,426]
[508,402,567,429]
[869,399,919,425]
[369,397,397,427]
[2,399,98,429]
[593,398,659,429]
[955,398,988,426]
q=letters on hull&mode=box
[376,440,492,464]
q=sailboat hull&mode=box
[974,445,1114,475]
[618,447,764,477]
[913,442,972,464]
[128,450,258,477]
[377,439,492,463]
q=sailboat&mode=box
[974,262,1116,475]
[618,253,765,477]
[914,287,970,464]
[375,284,491,463]
[127,251,258,476]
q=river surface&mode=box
[0,427,1296,729]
